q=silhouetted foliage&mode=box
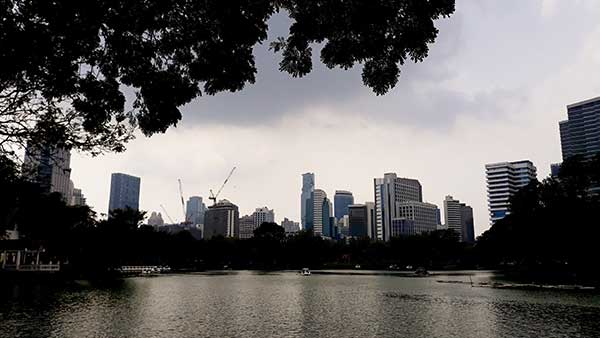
[0,0,455,157]
[253,222,285,240]
[100,208,147,232]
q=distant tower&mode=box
[281,218,300,235]
[71,188,87,206]
[559,96,600,161]
[485,160,537,224]
[444,196,462,239]
[322,197,333,237]
[22,143,72,203]
[301,173,315,230]
[559,96,600,193]
[147,212,165,228]
[311,189,327,236]
[348,204,368,238]
[108,173,141,213]
[334,190,354,221]
[365,202,376,239]
[238,215,255,239]
[203,199,239,239]
[460,204,475,243]
[253,206,275,228]
[444,195,475,243]
[374,173,423,241]
[186,196,206,225]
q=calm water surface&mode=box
[1,271,600,338]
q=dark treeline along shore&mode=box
[2,154,600,284]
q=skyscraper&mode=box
[301,173,315,230]
[444,195,462,237]
[334,190,354,220]
[22,143,72,203]
[253,206,275,228]
[322,197,333,237]
[374,173,423,241]
[108,173,141,213]
[460,204,475,243]
[485,160,537,224]
[559,96,600,161]
[239,215,255,239]
[203,199,239,239]
[311,189,327,236]
[348,204,369,238]
[365,202,376,239]
[186,196,206,225]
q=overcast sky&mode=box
[70,0,600,236]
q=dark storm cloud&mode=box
[179,11,476,129]
[178,1,583,130]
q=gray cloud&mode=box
[180,11,467,128]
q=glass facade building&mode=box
[334,190,354,221]
[108,173,141,213]
[485,161,537,224]
[301,173,315,230]
[559,96,600,161]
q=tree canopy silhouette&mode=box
[0,0,455,158]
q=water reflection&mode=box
[1,272,600,338]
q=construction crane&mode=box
[178,178,188,223]
[160,204,175,224]
[209,166,236,205]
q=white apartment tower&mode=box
[485,160,537,224]
[444,195,462,237]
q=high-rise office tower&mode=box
[186,196,206,225]
[348,204,369,238]
[238,215,255,239]
[334,190,354,220]
[435,207,443,229]
[559,96,600,161]
[203,199,239,239]
[322,197,333,237]
[395,201,439,236]
[108,173,141,213]
[485,160,537,224]
[253,206,275,228]
[301,173,315,230]
[365,202,375,239]
[444,195,475,242]
[311,189,327,236]
[444,195,462,237]
[22,143,72,203]
[374,173,423,241]
[460,204,475,243]
[559,96,600,193]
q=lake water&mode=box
[1,271,600,338]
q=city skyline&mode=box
[3,2,600,337]
[66,1,600,236]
